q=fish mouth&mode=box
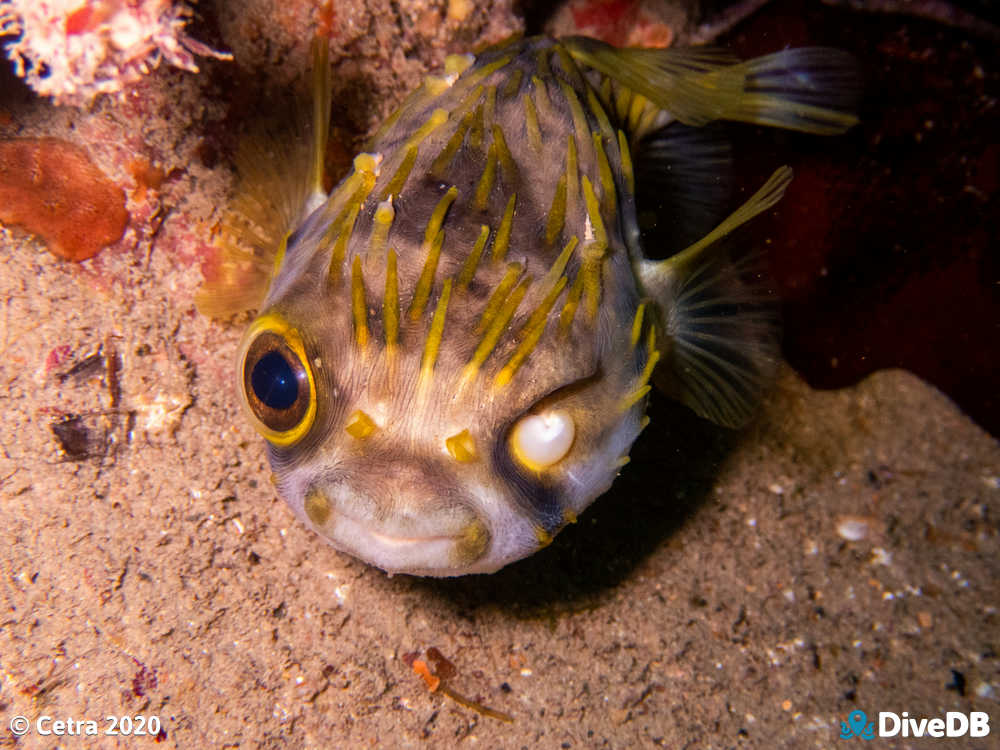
[368,528,459,548]
[301,487,490,576]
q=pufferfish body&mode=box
[201,35,857,576]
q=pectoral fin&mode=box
[639,168,792,427]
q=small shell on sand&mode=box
[836,515,878,541]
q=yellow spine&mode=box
[409,229,446,321]
[405,108,449,152]
[474,141,498,211]
[617,129,634,196]
[535,50,551,79]
[369,198,394,257]
[586,86,614,138]
[475,262,523,334]
[558,271,585,335]
[383,248,399,352]
[456,225,491,292]
[492,125,517,182]
[460,56,512,93]
[445,429,478,462]
[419,279,453,388]
[351,256,368,349]
[327,202,359,285]
[409,186,459,319]
[599,76,613,108]
[565,136,579,226]
[592,132,617,214]
[444,53,473,76]
[614,82,633,123]
[619,384,651,412]
[541,235,578,292]
[544,174,567,245]
[629,302,646,350]
[627,92,648,133]
[619,328,661,411]
[582,176,608,248]
[495,276,568,388]
[554,45,584,88]
[523,93,543,154]
[582,244,604,323]
[345,410,377,439]
[491,193,517,262]
[431,111,472,177]
[531,75,554,125]
[463,277,531,382]
[468,101,485,151]
[502,68,524,98]
[381,146,418,199]
[559,80,590,149]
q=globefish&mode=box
[200,35,857,576]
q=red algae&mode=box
[550,0,675,48]
[0,137,128,261]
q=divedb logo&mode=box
[839,709,991,740]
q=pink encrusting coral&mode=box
[0,0,231,105]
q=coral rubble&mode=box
[0,0,230,105]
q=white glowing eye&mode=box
[510,409,576,472]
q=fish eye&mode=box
[240,316,316,446]
[509,409,576,472]
[252,349,299,409]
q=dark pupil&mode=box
[251,350,299,410]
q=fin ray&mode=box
[197,37,333,318]
[565,38,858,135]
[638,170,792,428]
[633,122,733,256]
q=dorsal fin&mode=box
[196,37,333,318]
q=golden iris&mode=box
[240,314,317,445]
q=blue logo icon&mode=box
[840,710,876,740]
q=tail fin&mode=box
[638,168,792,427]
[722,48,860,134]
[565,37,859,135]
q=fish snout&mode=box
[299,470,491,575]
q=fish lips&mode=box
[296,480,492,576]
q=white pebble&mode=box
[836,517,870,541]
[975,682,996,700]
[870,547,892,566]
